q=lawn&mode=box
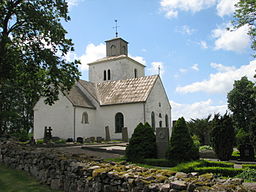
[0,164,61,192]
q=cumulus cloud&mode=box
[130,56,146,65]
[191,64,199,71]
[176,60,256,94]
[212,23,250,52]
[148,61,164,76]
[210,62,236,72]
[79,43,105,71]
[170,99,227,121]
[160,0,217,18]
[199,41,208,49]
[179,68,188,73]
[67,0,83,9]
[216,0,239,17]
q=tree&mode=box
[227,76,256,133]
[233,0,256,55]
[167,117,199,162]
[187,115,212,146]
[0,1,80,135]
[126,122,157,162]
[211,113,235,161]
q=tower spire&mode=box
[113,19,120,38]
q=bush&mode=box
[211,114,235,161]
[11,130,29,142]
[194,167,243,177]
[126,122,157,162]
[237,168,256,181]
[242,164,256,169]
[199,145,213,151]
[142,158,177,167]
[166,117,199,162]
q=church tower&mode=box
[88,37,145,83]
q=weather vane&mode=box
[158,65,161,75]
[113,19,120,38]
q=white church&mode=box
[33,37,172,141]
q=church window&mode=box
[165,114,169,128]
[115,112,124,133]
[159,113,162,118]
[159,102,161,107]
[108,69,111,80]
[134,68,137,78]
[104,70,106,81]
[159,121,162,128]
[121,46,127,55]
[82,112,89,124]
[151,112,155,130]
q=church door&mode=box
[115,112,124,133]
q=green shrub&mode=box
[237,168,256,181]
[194,167,243,177]
[36,139,44,144]
[199,145,213,151]
[167,117,199,162]
[126,122,157,162]
[171,161,204,172]
[54,139,66,144]
[142,158,177,167]
[242,164,256,169]
[204,160,234,168]
[11,130,29,142]
[211,114,235,161]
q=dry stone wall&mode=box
[0,141,251,192]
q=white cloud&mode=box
[210,62,236,72]
[160,0,217,18]
[148,61,164,76]
[176,60,256,94]
[212,23,250,52]
[79,43,105,71]
[130,55,146,65]
[199,41,208,49]
[170,99,227,121]
[216,0,239,17]
[192,64,199,71]
[177,25,195,35]
[179,68,187,73]
[67,0,83,9]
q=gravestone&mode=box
[239,144,255,161]
[84,138,90,143]
[90,137,95,143]
[122,127,128,142]
[156,127,169,159]
[96,137,103,143]
[105,126,111,141]
[66,138,73,142]
[77,137,84,143]
[44,126,52,142]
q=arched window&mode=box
[104,70,106,81]
[115,112,124,133]
[111,45,116,56]
[165,114,169,128]
[159,121,162,128]
[108,69,111,80]
[121,46,127,55]
[82,112,88,124]
[151,112,155,130]
[134,68,137,78]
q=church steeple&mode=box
[105,38,128,57]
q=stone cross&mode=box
[156,127,169,159]
[44,126,52,142]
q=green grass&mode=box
[0,164,61,192]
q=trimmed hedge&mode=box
[194,167,243,177]
[242,164,256,169]
[142,159,177,167]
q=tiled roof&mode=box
[96,75,158,105]
[66,86,96,109]
[79,80,98,101]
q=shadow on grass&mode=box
[0,164,61,192]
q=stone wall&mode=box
[0,141,250,192]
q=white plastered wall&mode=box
[89,57,145,83]
[145,77,172,135]
[33,93,74,140]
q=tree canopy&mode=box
[0,0,80,135]
[233,0,256,55]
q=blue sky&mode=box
[64,0,255,120]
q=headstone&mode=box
[156,127,169,159]
[239,144,255,161]
[90,137,95,143]
[77,137,84,143]
[96,137,103,143]
[84,138,90,143]
[105,126,111,141]
[43,126,52,142]
[122,127,128,142]
[66,138,73,142]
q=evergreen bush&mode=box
[166,117,199,162]
[211,113,235,161]
[125,122,157,162]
